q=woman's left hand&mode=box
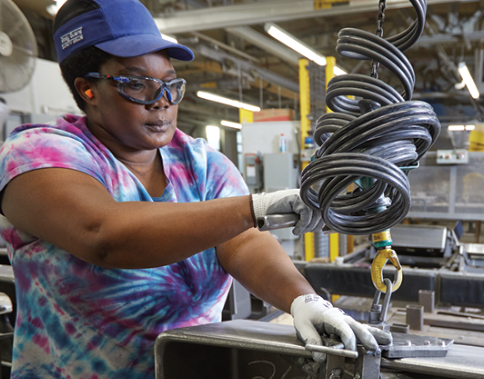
[291,294,393,362]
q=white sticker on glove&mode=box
[304,294,320,303]
[303,294,332,309]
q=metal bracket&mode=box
[324,346,381,379]
[369,278,392,325]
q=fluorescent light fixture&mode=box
[458,63,480,99]
[197,91,261,112]
[448,125,465,131]
[221,120,242,129]
[466,124,475,131]
[264,23,326,66]
[333,66,347,76]
[161,33,178,44]
[205,125,221,150]
[454,80,466,90]
[46,0,67,16]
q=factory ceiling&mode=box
[12,0,484,134]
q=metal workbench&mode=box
[155,319,484,379]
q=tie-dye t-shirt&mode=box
[0,114,249,378]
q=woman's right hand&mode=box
[251,189,324,235]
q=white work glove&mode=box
[291,294,392,363]
[252,189,324,235]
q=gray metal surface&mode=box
[263,153,298,192]
[355,346,381,379]
[226,26,300,66]
[224,280,252,321]
[155,320,311,379]
[391,225,447,251]
[156,320,310,360]
[257,214,299,231]
[464,243,484,258]
[381,344,484,379]
[305,343,358,359]
[406,305,424,332]
[0,265,13,282]
[315,230,330,259]
[155,320,484,379]
[407,151,484,221]
[154,0,463,34]
[418,290,435,313]
[383,333,452,358]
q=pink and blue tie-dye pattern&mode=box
[0,114,249,378]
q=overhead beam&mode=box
[191,31,260,63]
[187,78,251,91]
[416,30,484,46]
[195,44,300,94]
[174,61,225,76]
[225,26,300,66]
[250,77,297,100]
[154,0,465,34]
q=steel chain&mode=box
[370,0,388,78]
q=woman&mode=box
[0,0,390,377]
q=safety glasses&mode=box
[84,72,186,105]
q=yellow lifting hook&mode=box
[370,248,402,293]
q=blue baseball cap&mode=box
[53,0,194,63]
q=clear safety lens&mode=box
[118,77,186,105]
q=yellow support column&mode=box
[299,58,315,262]
[325,56,336,114]
[239,109,253,124]
[329,233,339,262]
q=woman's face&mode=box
[87,51,179,151]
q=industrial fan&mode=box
[0,0,38,93]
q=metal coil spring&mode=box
[300,0,441,235]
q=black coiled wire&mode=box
[300,0,441,235]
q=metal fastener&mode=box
[329,368,342,379]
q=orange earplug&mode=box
[84,89,93,98]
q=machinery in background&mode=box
[241,121,300,192]
[243,152,263,193]
[300,222,484,347]
[407,151,484,223]
[241,120,302,256]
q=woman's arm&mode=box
[2,168,254,269]
[216,228,315,313]
[216,228,392,360]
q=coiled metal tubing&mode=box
[300,0,441,235]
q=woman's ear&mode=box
[74,77,95,103]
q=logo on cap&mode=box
[61,27,84,50]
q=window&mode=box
[205,125,220,151]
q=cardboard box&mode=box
[253,108,294,122]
